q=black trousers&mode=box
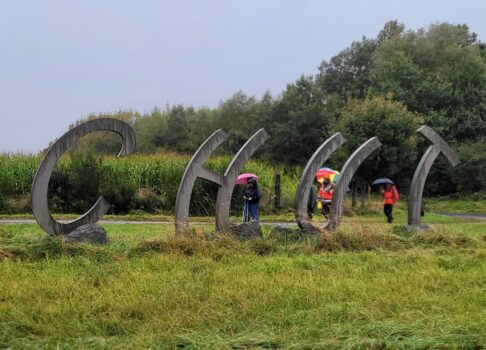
[322,201,331,217]
[384,204,394,223]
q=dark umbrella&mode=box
[372,178,394,186]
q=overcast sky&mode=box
[1,0,485,153]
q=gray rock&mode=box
[63,224,108,244]
[403,223,435,233]
[230,220,262,238]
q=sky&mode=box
[1,0,485,153]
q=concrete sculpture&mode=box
[28,117,459,238]
[175,129,228,233]
[325,137,382,230]
[407,125,460,229]
[175,128,270,232]
[294,133,345,231]
[31,118,136,235]
[294,135,381,231]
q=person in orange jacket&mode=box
[382,183,399,223]
[318,178,335,217]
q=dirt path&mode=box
[435,212,486,220]
[0,219,298,227]
[0,213,484,225]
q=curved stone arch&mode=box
[215,129,270,231]
[408,125,460,226]
[325,137,382,230]
[31,118,136,235]
[174,129,228,233]
[293,133,346,232]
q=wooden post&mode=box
[274,172,281,210]
[367,184,371,211]
[351,180,357,208]
[360,183,365,209]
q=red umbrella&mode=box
[236,173,259,185]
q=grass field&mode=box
[425,198,486,215]
[1,211,485,349]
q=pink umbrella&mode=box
[236,173,259,185]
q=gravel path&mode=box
[435,212,486,220]
[0,219,298,227]
[0,213,484,225]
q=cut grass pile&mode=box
[0,214,485,349]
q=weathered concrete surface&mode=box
[174,129,228,233]
[229,220,263,238]
[325,137,382,230]
[294,133,345,232]
[408,126,460,226]
[215,129,270,231]
[63,224,108,244]
[31,118,136,235]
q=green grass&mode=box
[1,214,485,349]
[425,198,486,214]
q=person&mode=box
[382,183,399,223]
[307,184,317,218]
[319,178,335,217]
[243,178,262,222]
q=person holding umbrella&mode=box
[236,174,262,222]
[319,177,335,218]
[372,178,399,223]
[315,167,339,218]
[243,178,262,222]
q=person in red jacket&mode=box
[318,178,335,218]
[382,183,399,223]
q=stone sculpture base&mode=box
[229,221,263,238]
[63,224,109,244]
[403,223,435,233]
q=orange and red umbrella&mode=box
[316,167,339,183]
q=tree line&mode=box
[70,21,486,196]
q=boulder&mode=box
[229,220,263,238]
[403,223,435,233]
[63,224,108,244]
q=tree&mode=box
[317,37,377,100]
[164,105,192,152]
[334,96,423,188]
[213,91,267,154]
[370,23,486,143]
[377,20,405,43]
[263,76,335,164]
[133,108,168,153]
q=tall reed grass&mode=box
[0,152,301,214]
